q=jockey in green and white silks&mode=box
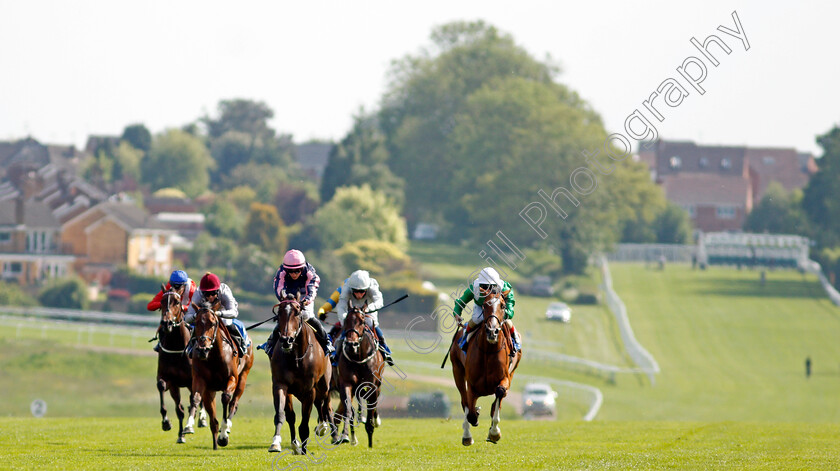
[453,267,521,354]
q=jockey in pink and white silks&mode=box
[453,267,521,355]
[258,249,335,357]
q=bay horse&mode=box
[449,290,522,445]
[268,293,336,454]
[188,300,254,450]
[333,302,385,448]
[155,285,196,443]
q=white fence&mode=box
[597,254,660,384]
[607,244,695,263]
[803,260,840,307]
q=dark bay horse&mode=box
[269,294,335,454]
[334,302,385,448]
[449,291,521,445]
[155,286,195,443]
[188,300,254,450]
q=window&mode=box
[680,205,696,218]
[2,262,22,275]
[762,156,775,165]
[720,158,732,170]
[0,232,10,243]
[669,156,682,169]
[716,205,736,219]
[699,157,709,168]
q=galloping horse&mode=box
[268,293,335,454]
[188,300,254,450]
[334,302,385,448]
[154,285,195,443]
[449,290,521,445]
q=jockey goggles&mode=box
[202,289,219,298]
[171,283,184,290]
[286,268,302,274]
[352,288,367,295]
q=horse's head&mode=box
[343,300,368,355]
[159,283,184,333]
[482,291,505,345]
[192,299,222,360]
[275,291,303,353]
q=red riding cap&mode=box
[199,273,221,291]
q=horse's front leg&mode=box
[346,385,358,446]
[462,390,478,447]
[218,375,237,447]
[186,381,203,436]
[286,394,300,454]
[202,390,218,450]
[297,390,316,455]
[487,380,509,443]
[169,386,187,443]
[269,384,288,452]
[364,387,379,448]
[156,376,170,431]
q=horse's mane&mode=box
[199,300,215,312]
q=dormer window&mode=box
[699,157,709,168]
[721,158,731,170]
[762,156,775,165]
[669,156,682,170]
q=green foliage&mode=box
[142,129,214,198]
[653,203,693,244]
[203,199,245,241]
[242,203,287,254]
[203,99,275,140]
[802,126,840,247]
[230,244,277,292]
[334,239,411,276]
[310,185,408,251]
[120,124,152,152]
[109,267,165,295]
[320,111,405,208]
[82,149,114,186]
[188,233,240,270]
[0,281,38,306]
[128,293,155,313]
[222,163,290,202]
[151,188,188,199]
[111,141,142,181]
[38,276,89,310]
[744,182,809,236]
[518,248,563,279]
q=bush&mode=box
[574,292,600,305]
[110,267,166,295]
[0,281,38,307]
[39,276,89,310]
[129,293,156,314]
[335,239,411,276]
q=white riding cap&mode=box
[348,270,371,290]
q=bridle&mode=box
[341,307,378,364]
[276,298,308,355]
[160,290,184,331]
[194,305,220,357]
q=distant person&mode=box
[805,356,812,378]
[658,255,666,270]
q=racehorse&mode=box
[154,285,198,443]
[268,293,336,454]
[449,290,522,445]
[333,302,385,448]
[188,300,254,450]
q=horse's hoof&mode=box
[183,426,194,435]
[218,436,229,447]
[177,436,186,444]
[162,420,171,431]
[334,435,350,445]
[198,419,208,428]
[269,443,282,453]
[315,422,328,437]
[350,436,358,446]
[462,437,474,446]
[487,432,501,444]
[374,415,381,428]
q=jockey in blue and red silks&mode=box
[258,249,335,357]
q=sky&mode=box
[1,0,837,156]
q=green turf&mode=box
[1,417,838,470]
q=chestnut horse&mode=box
[154,286,197,443]
[268,294,336,454]
[188,300,254,450]
[449,291,521,446]
[334,302,385,448]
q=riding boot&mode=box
[458,325,472,352]
[153,342,161,353]
[307,318,335,355]
[257,329,276,358]
[509,324,521,354]
[374,326,394,366]
[332,337,343,367]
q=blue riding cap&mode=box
[170,270,188,284]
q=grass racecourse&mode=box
[3,244,840,469]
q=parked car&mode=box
[407,391,450,418]
[545,302,572,323]
[531,276,555,297]
[522,383,558,418]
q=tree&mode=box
[803,125,840,247]
[379,20,556,224]
[204,199,246,241]
[653,203,693,244]
[39,276,89,310]
[112,141,142,181]
[744,182,809,235]
[274,183,319,226]
[203,99,275,140]
[310,185,407,251]
[320,111,405,207]
[142,129,214,198]
[242,202,288,254]
[121,124,152,152]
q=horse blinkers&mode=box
[278,300,302,353]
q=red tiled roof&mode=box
[744,147,809,200]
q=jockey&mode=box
[148,270,196,353]
[453,267,521,355]
[335,270,393,366]
[258,249,335,357]
[185,272,249,357]
[317,278,348,343]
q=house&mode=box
[61,201,175,282]
[638,140,816,232]
[0,197,75,284]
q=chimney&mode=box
[15,196,24,225]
